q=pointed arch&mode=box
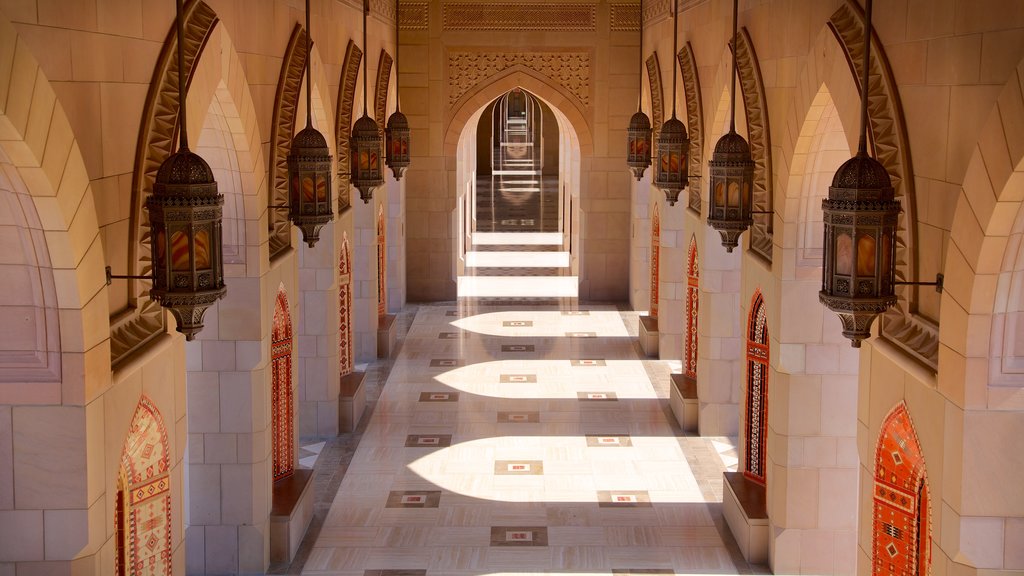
[646,52,664,145]
[271,287,294,480]
[268,24,308,257]
[744,290,769,483]
[678,43,704,213]
[116,396,172,576]
[339,233,354,376]
[335,40,362,212]
[117,0,218,366]
[733,28,774,262]
[374,49,394,136]
[685,236,699,379]
[872,402,930,576]
[650,203,661,319]
[377,205,387,320]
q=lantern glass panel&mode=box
[194,229,211,269]
[171,231,190,271]
[156,230,167,269]
[714,182,725,206]
[836,232,853,276]
[729,181,741,206]
[857,233,876,276]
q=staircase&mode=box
[458,232,577,299]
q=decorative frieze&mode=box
[268,25,308,258]
[646,53,663,144]
[442,3,596,31]
[375,50,394,135]
[447,51,591,107]
[335,40,362,212]
[734,29,773,262]
[678,43,704,214]
[399,1,429,30]
[610,3,641,31]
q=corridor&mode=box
[303,303,749,575]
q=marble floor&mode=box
[299,303,755,576]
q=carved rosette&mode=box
[733,29,773,262]
[610,3,641,31]
[447,51,592,108]
[269,25,308,257]
[399,1,429,30]
[375,50,394,136]
[678,43,704,214]
[117,0,218,367]
[646,53,663,145]
[442,3,596,31]
[336,40,362,213]
[829,2,933,368]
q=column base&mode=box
[669,373,698,433]
[639,315,659,357]
[269,469,315,564]
[377,314,397,358]
[339,371,367,433]
[722,471,769,565]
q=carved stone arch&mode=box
[374,49,394,136]
[335,40,362,213]
[116,0,218,367]
[646,52,664,145]
[828,2,929,367]
[732,28,773,262]
[872,401,930,576]
[268,24,308,257]
[678,43,704,214]
[117,395,172,576]
[444,66,594,158]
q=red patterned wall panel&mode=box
[873,402,930,576]
[744,290,769,483]
[339,235,353,376]
[685,236,699,378]
[650,204,660,319]
[272,288,295,481]
[377,205,387,321]
[116,396,171,576]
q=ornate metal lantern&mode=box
[654,116,689,204]
[352,114,383,202]
[352,0,384,202]
[707,131,754,252]
[144,0,225,340]
[385,0,411,180]
[287,125,333,247]
[819,152,899,347]
[626,0,652,181]
[385,109,410,180]
[706,0,756,251]
[653,0,688,204]
[627,110,652,181]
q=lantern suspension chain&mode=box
[671,0,677,118]
[395,0,400,112]
[363,0,369,116]
[637,0,643,113]
[729,0,737,133]
[306,0,313,129]
[177,0,188,150]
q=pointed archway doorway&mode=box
[453,84,583,300]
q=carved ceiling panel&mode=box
[447,51,592,107]
[442,3,596,31]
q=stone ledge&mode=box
[669,373,698,432]
[722,471,768,565]
[339,371,367,433]
[377,313,397,359]
[270,469,314,564]
[638,314,659,357]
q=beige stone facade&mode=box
[0,0,1022,574]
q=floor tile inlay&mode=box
[586,434,633,447]
[489,526,549,547]
[418,392,458,402]
[403,434,453,447]
[577,391,618,401]
[497,411,541,423]
[385,490,442,508]
[493,460,544,475]
[499,373,537,383]
[501,343,535,352]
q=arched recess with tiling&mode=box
[650,202,660,318]
[271,286,295,481]
[744,289,769,484]
[339,233,354,376]
[685,235,699,379]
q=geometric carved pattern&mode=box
[268,25,308,257]
[829,3,933,369]
[339,234,353,377]
[678,43,704,213]
[442,3,596,31]
[117,396,171,576]
[336,40,362,212]
[377,205,387,321]
[644,0,707,25]
[873,402,929,576]
[733,29,773,262]
[610,3,641,31]
[744,290,769,484]
[447,51,592,107]
[685,236,699,379]
[650,203,660,319]
[399,1,429,30]
[375,50,394,136]
[117,0,218,367]
[271,288,295,481]
[646,53,663,145]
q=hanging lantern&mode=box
[352,114,384,202]
[819,152,899,347]
[627,110,652,181]
[147,149,226,340]
[385,109,410,180]
[706,130,755,252]
[654,116,689,204]
[287,125,333,247]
